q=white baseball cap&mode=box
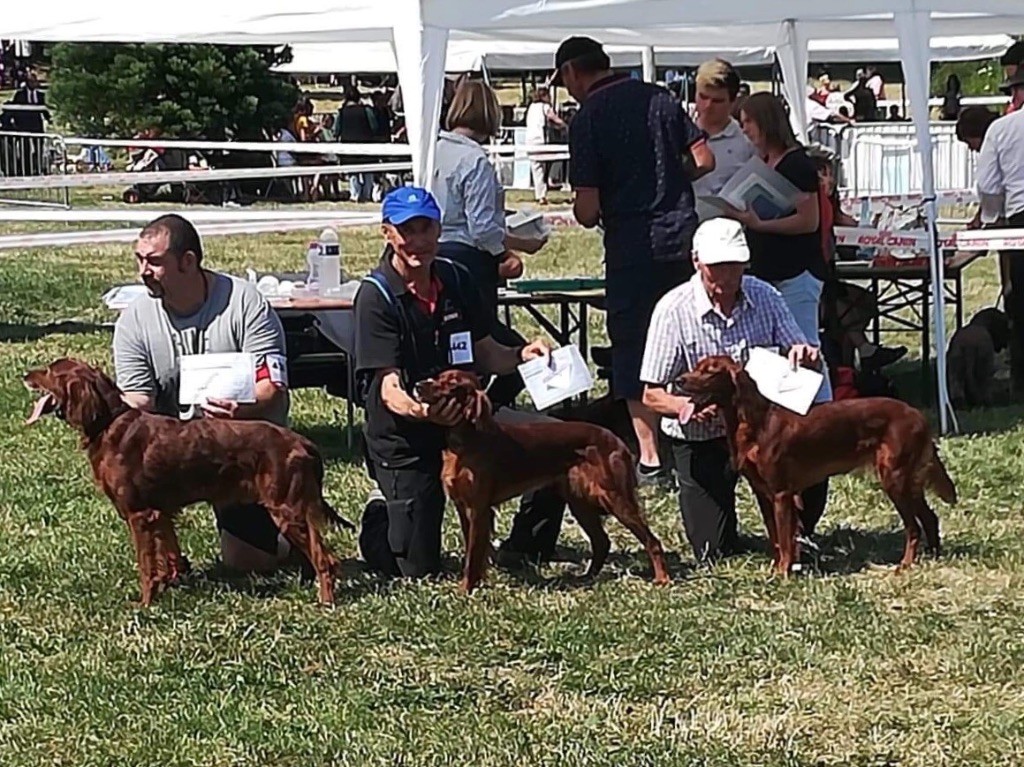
[692,217,750,265]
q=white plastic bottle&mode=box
[306,241,321,293]
[318,227,341,296]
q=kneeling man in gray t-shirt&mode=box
[113,214,293,573]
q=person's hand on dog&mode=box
[201,398,240,419]
[788,344,821,370]
[415,399,463,426]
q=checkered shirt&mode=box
[639,273,809,442]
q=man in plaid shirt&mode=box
[640,218,828,563]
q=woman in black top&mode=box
[724,92,831,534]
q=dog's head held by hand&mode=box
[678,355,753,408]
[24,358,126,440]
[413,369,492,425]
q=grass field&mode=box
[2,208,1024,766]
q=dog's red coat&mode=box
[413,370,670,593]
[24,358,347,605]
[679,356,957,574]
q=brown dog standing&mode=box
[679,356,957,575]
[413,370,670,593]
[24,358,350,606]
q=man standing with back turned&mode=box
[554,35,715,487]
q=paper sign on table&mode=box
[518,344,593,410]
[179,352,257,405]
[743,347,824,416]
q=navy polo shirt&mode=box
[569,75,707,269]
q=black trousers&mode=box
[672,437,828,562]
[360,457,446,578]
[1005,210,1024,390]
[214,504,280,555]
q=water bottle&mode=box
[318,227,341,297]
[306,241,321,292]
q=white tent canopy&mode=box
[5,4,1024,432]
[274,34,1012,75]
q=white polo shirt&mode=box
[976,109,1024,221]
[692,118,756,199]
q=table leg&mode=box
[579,301,589,404]
[345,350,356,452]
[871,277,880,345]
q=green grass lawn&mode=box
[2,216,1024,766]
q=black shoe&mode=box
[861,345,907,370]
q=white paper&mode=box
[743,347,824,416]
[518,344,594,410]
[102,284,149,310]
[506,209,551,240]
[179,352,257,405]
[698,156,802,221]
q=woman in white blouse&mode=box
[431,79,549,404]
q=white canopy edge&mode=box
[274,34,1012,75]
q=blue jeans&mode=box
[774,270,833,403]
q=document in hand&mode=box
[179,352,257,405]
[102,284,149,310]
[698,156,802,221]
[518,344,594,411]
[744,347,824,416]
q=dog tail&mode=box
[322,498,357,531]
[927,444,958,506]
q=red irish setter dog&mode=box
[678,356,957,575]
[24,358,351,606]
[413,370,670,593]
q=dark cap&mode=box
[999,68,1024,94]
[549,36,605,87]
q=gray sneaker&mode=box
[636,464,674,490]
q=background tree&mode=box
[48,43,300,140]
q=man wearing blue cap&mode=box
[354,186,550,578]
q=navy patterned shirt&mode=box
[569,74,707,268]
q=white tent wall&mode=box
[776,20,810,143]
[894,11,955,434]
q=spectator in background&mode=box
[692,58,756,207]
[524,86,568,206]
[371,91,393,142]
[865,66,886,102]
[338,86,379,202]
[845,69,878,122]
[11,71,49,175]
[941,73,962,121]
[888,105,908,122]
[976,71,1024,390]
[1002,41,1024,114]
[731,82,751,120]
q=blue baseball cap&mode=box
[381,186,442,225]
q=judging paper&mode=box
[744,347,823,416]
[518,345,594,410]
[179,352,257,405]
[698,156,801,222]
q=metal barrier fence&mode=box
[0,131,70,208]
[809,121,974,199]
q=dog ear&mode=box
[63,376,107,435]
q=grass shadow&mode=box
[810,525,980,576]
[0,320,113,343]
[495,546,695,592]
[294,424,365,466]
